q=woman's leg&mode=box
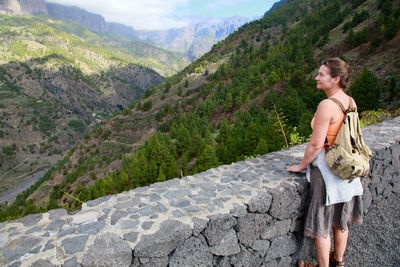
[333,229,348,262]
[314,234,331,267]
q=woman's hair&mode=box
[322,58,350,91]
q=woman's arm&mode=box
[287,100,333,172]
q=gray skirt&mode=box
[304,166,363,239]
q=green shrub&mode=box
[142,100,153,111]
[68,120,86,132]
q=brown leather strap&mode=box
[324,137,330,150]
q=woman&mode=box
[288,58,363,267]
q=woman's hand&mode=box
[287,165,305,172]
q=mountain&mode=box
[115,16,255,61]
[0,14,165,199]
[0,0,47,15]
[43,1,254,62]
[43,2,189,76]
[1,0,399,220]
[46,2,107,32]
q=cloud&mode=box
[206,0,249,9]
[46,0,193,30]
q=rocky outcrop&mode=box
[46,2,107,32]
[0,0,47,15]
[0,117,399,266]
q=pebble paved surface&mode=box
[300,191,400,267]
[347,191,400,266]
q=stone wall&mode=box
[0,117,399,267]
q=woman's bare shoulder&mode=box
[317,99,337,110]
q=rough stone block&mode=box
[164,189,190,200]
[202,214,237,246]
[142,221,154,230]
[172,209,185,218]
[155,202,168,213]
[120,219,139,230]
[278,256,292,267]
[14,213,42,227]
[209,229,240,256]
[238,171,259,182]
[251,239,271,257]
[261,219,291,240]
[114,198,140,209]
[138,257,169,267]
[199,182,217,191]
[111,210,128,225]
[69,211,100,225]
[62,257,80,267]
[138,205,157,216]
[192,217,208,236]
[170,235,213,267]
[269,184,301,220]
[2,236,42,261]
[123,231,138,243]
[213,256,231,267]
[230,245,263,267]
[77,221,105,234]
[264,259,278,267]
[134,219,192,257]
[31,259,57,267]
[149,193,161,202]
[390,144,400,170]
[48,209,68,220]
[265,234,298,261]
[85,195,111,208]
[230,203,248,218]
[25,227,41,235]
[62,235,89,255]
[171,199,191,207]
[82,233,131,267]
[235,213,272,247]
[248,191,273,213]
[151,178,181,188]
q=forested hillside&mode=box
[1,0,399,221]
[0,14,166,197]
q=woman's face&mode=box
[315,65,336,90]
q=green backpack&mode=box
[325,97,372,182]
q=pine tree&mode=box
[349,67,381,112]
[157,167,166,182]
[298,110,313,138]
[194,145,220,173]
[244,121,260,155]
[255,138,269,155]
[167,157,179,179]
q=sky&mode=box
[46,0,280,31]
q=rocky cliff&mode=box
[46,2,107,33]
[0,0,47,15]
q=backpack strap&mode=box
[348,96,356,112]
[328,98,347,114]
[328,96,356,114]
[324,96,354,149]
